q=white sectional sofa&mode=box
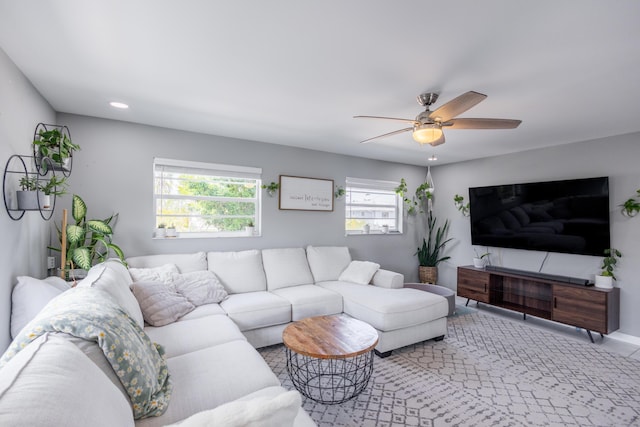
[0,245,448,426]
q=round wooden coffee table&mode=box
[282,314,379,404]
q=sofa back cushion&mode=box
[0,333,134,427]
[77,260,144,328]
[306,246,352,282]
[207,250,267,294]
[126,252,207,273]
[262,248,314,291]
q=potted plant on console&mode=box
[416,212,452,284]
[473,249,491,269]
[595,247,622,289]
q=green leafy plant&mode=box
[39,176,68,196]
[246,220,254,227]
[454,194,470,216]
[415,212,453,267]
[157,223,166,229]
[50,194,125,272]
[396,178,432,215]
[474,249,490,259]
[33,128,80,173]
[334,185,345,199]
[261,182,279,196]
[619,189,640,217]
[19,176,39,191]
[600,247,622,279]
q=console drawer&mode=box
[457,267,490,303]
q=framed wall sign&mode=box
[279,175,334,211]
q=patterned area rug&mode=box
[259,309,640,427]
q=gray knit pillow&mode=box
[172,271,228,306]
[131,281,195,326]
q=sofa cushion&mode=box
[10,276,71,339]
[166,390,301,427]
[77,260,144,328]
[178,303,226,321]
[208,250,267,294]
[318,281,448,331]
[0,333,134,427]
[262,248,314,290]
[220,292,291,332]
[306,245,352,282]
[371,268,405,289]
[271,285,343,321]
[144,315,246,358]
[126,252,207,273]
[338,260,380,285]
[131,281,195,326]
[135,340,281,427]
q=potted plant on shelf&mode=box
[38,176,68,209]
[473,249,490,268]
[416,212,452,284]
[50,194,126,281]
[33,127,80,173]
[16,176,41,210]
[595,247,622,289]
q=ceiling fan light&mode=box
[412,124,443,144]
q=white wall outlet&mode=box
[47,256,56,269]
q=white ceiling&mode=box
[1,1,639,166]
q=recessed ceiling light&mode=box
[109,101,129,109]
[428,155,438,161]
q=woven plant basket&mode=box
[419,266,438,284]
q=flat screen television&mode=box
[469,177,610,256]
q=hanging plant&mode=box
[334,185,345,199]
[261,182,280,197]
[619,189,640,217]
[454,194,470,216]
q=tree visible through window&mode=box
[154,158,261,237]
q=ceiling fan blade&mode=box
[354,115,417,124]
[429,91,487,122]
[360,127,413,143]
[430,134,445,146]
[443,118,522,129]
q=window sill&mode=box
[345,231,402,236]
[153,232,262,239]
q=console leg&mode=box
[465,298,470,306]
[523,313,527,320]
[434,335,445,342]
[586,330,595,343]
[375,350,392,358]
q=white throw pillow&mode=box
[338,260,381,285]
[207,250,267,294]
[131,281,195,326]
[128,263,180,285]
[10,276,71,339]
[173,270,228,306]
[168,390,301,427]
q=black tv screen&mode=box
[469,177,610,256]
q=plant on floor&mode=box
[50,194,126,273]
[416,212,452,283]
[619,189,640,217]
[599,247,622,280]
[33,127,80,173]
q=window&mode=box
[345,177,402,235]
[154,158,261,238]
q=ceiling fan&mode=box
[354,91,521,146]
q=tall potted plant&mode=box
[416,212,452,284]
[50,194,126,280]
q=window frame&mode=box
[153,157,262,239]
[345,177,403,236]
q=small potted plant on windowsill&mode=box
[166,224,177,238]
[156,223,167,238]
[245,221,255,236]
[595,248,622,289]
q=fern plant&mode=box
[415,212,453,267]
[50,194,126,273]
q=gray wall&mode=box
[0,48,56,349]
[55,113,431,279]
[430,133,640,338]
